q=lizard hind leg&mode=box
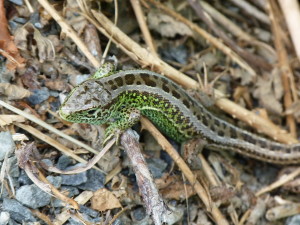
[103,108,141,145]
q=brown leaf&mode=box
[0,0,25,70]
[45,79,68,91]
[147,10,193,38]
[0,115,25,126]
[14,24,55,63]
[0,83,31,100]
[253,70,283,115]
[157,175,196,200]
[91,188,122,211]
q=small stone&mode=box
[47,175,62,188]
[61,186,80,197]
[78,169,105,191]
[27,87,50,105]
[287,215,300,225]
[0,66,14,84]
[68,214,101,225]
[2,198,36,222]
[7,156,19,178]
[146,158,167,178]
[8,0,23,5]
[61,164,88,186]
[57,155,72,170]
[13,17,27,24]
[132,206,146,221]
[0,185,10,198]
[0,132,15,161]
[16,184,51,209]
[68,217,85,225]
[49,90,59,97]
[29,12,43,29]
[52,199,63,208]
[61,173,88,186]
[0,211,10,225]
[79,205,99,218]
[18,170,33,185]
[159,45,188,64]
[112,218,123,225]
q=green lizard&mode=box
[59,64,300,164]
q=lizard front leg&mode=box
[103,108,141,145]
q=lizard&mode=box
[59,63,300,164]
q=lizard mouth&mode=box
[59,105,73,120]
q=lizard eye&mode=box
[88,109,97,115]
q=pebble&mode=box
[27,87,50,105]
[13,17,27,24]
[68,214,101,225]
[111,218,123,225]
[78,169,105,191]
[8,0,23,5]
[132,206,146,221]
[15,184,51,209]
[68,217,86,225]
[47,175,62,188]
[0,132,15,161]
[0,211,10,225]
[7,156,19,178]
[2,198,36,222]
[287,215,300,225]
[146,158,167,178]
[57,155,73,170]
[18,170,33,185]
[61,164,88,186]
[160,45,188,64]
[79,205,99,218]
[62,186,80,197]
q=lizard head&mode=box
[59,79,112,125]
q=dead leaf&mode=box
[0,115,25,127]
[253,69,283,115]
[14,24,55,63]
[156,174,195,200]
[45,79,68,91]
[147,10,193,38]
[230,67,256,85]
[91,188,122,211]
[0,0,25,70]
[285,100,300,122]
[0,83,31,100]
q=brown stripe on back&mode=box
[162,83,170,93]
[182,99,190,108]
[242,133,256,145]
[230,127,237,139]
[258,140,268,149]
[172,90,181,99]
[108,80,114,86]
[140,74,157,87]
[111,85,118,90]
[202,116,208,126]
[115,77,124,86]
[125,74,135,85]
[270,144,284,151]
[218,129,225,137]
